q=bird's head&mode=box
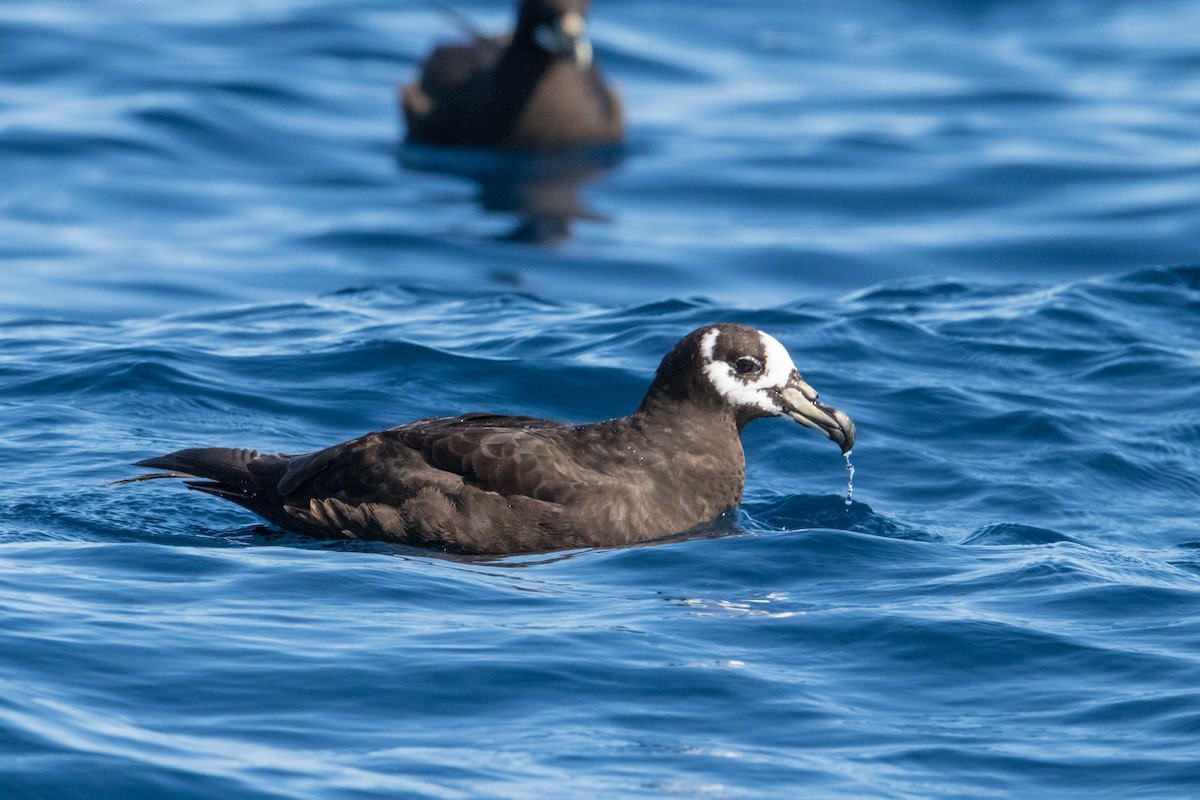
[645,323,856,453]
[519,0,594,68]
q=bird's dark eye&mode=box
[734,356,762,375]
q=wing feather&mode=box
[393,416,594,501]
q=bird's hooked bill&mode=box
[779,383,857,455]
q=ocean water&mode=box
[2,1,1200,798]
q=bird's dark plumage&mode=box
[401,0,623,149]
[121,324,856,555]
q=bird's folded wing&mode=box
[392,416,592,502]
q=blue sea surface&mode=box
[3,0,1200,797]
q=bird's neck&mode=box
[631,391,743,447]
[635,383,741,429]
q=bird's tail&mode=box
[113,447,261,501]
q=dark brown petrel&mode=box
[120,324,855,554]
[401,0,623,149]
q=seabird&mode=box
[120,324,855,555]
[401,0,624,149]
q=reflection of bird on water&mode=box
[401,0,623,149]
[397,143,625,243]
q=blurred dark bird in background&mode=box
[401,0,624,150]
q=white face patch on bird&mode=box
[699,325,857,453]
[533,11,593,67]
[700,327,798,416]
